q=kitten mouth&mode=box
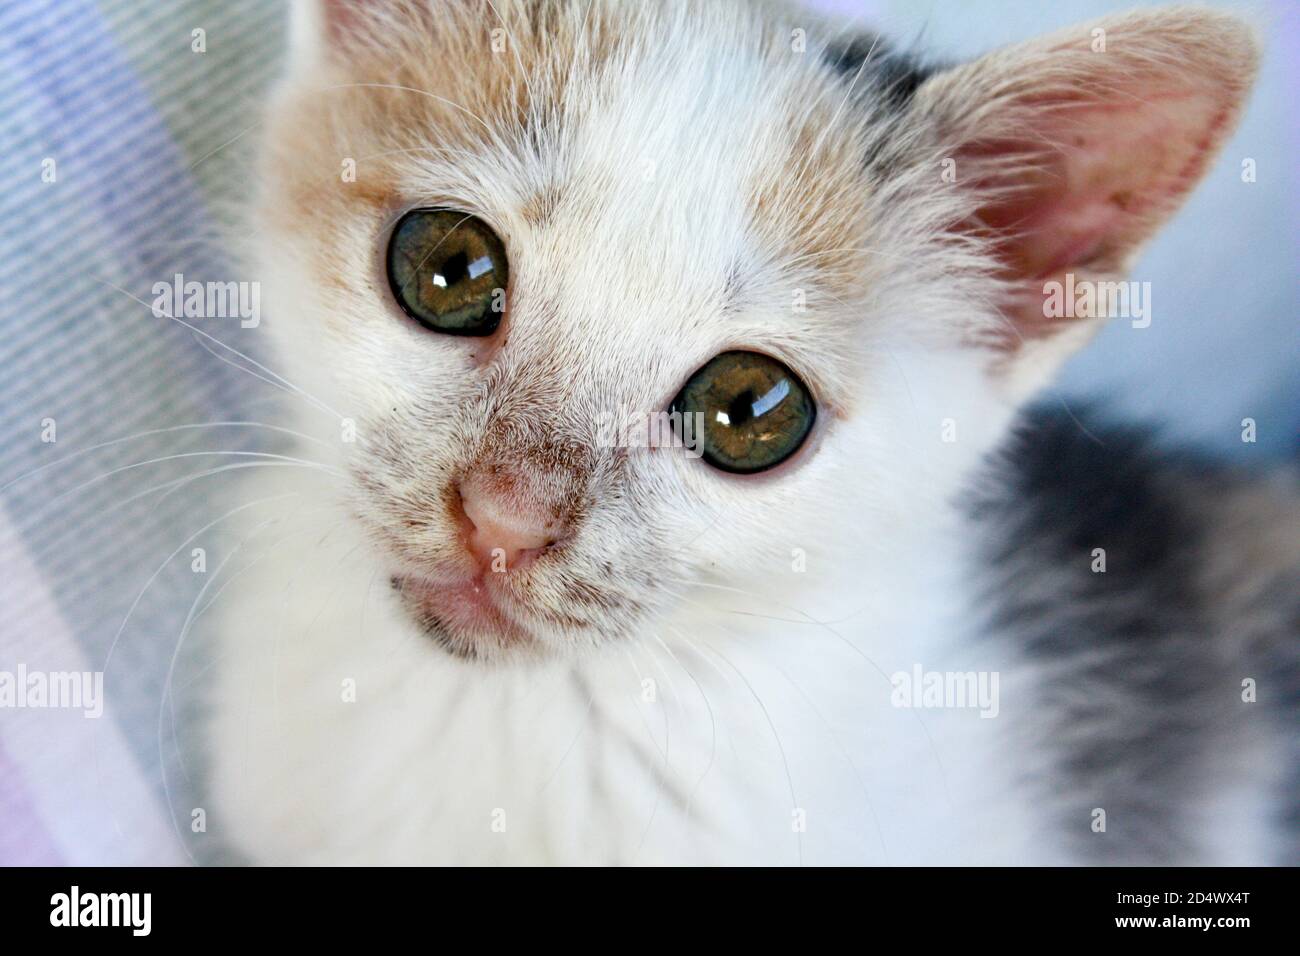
[391,573,534,654]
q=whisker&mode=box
[619,645,669,858]
[629,640,690,860]
[188,330,305,402]
[168,517,341,697]
[160,510,278,791]
[621,646,667,763]
[807,32,883,162]
[665,577,955,813]
[657,630,717,819]
[320,83,497,138]
[720,621,888,861]
[99,491,302,677]
[15,451,336,536]
[18,461,331,572]
[148,460,339,515]
[93,278,344,421]
[0,421,333,494]
[482,0,539,120]
[188,118,261,172]
[91,490,302,857]
[536,669,595,796]
[270,525,352,749]
[696,640,804,866]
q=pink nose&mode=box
[456,474,558,571]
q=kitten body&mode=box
[206,1,1293,864]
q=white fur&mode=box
[205,1,1263,864]
[210,346,1059,864]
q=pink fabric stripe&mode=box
[0,738,63,865]
[0,509,186,865]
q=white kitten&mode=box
[206,1,1293,864]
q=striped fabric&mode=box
[0,0,285,865]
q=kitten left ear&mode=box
[287,0,405,70]
[913,8,1258,393]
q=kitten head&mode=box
[253,0,1255,660]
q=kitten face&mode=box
[252,0,1255,660]
[254,1,942,660]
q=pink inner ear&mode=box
[321,0,381,46]
[974,88,1233,282]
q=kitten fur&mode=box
[204,0,1294,864]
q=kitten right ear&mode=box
[908,7,1258,395]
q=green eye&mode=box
[670,351,816,474]
[386,208,508,335]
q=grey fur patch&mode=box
[819,35,943,178]
[821,35,938,110]
[970,405,1300,863]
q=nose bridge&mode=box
[443,321,627,571]
[478,336,601,451]
[469,394,594,517]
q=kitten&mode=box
[205,0,1296,864]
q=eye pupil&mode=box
[435,251,468,287]
[671,351,815,474]
[727,392,755,427]
[386,208,508,335]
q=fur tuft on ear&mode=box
[912,6,1258,385]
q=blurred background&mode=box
[0,0,1295,865]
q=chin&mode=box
[393,573,534,662]
[389,571,625,664]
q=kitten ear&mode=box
[914,8,1258,392]
[287,0,404,70]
